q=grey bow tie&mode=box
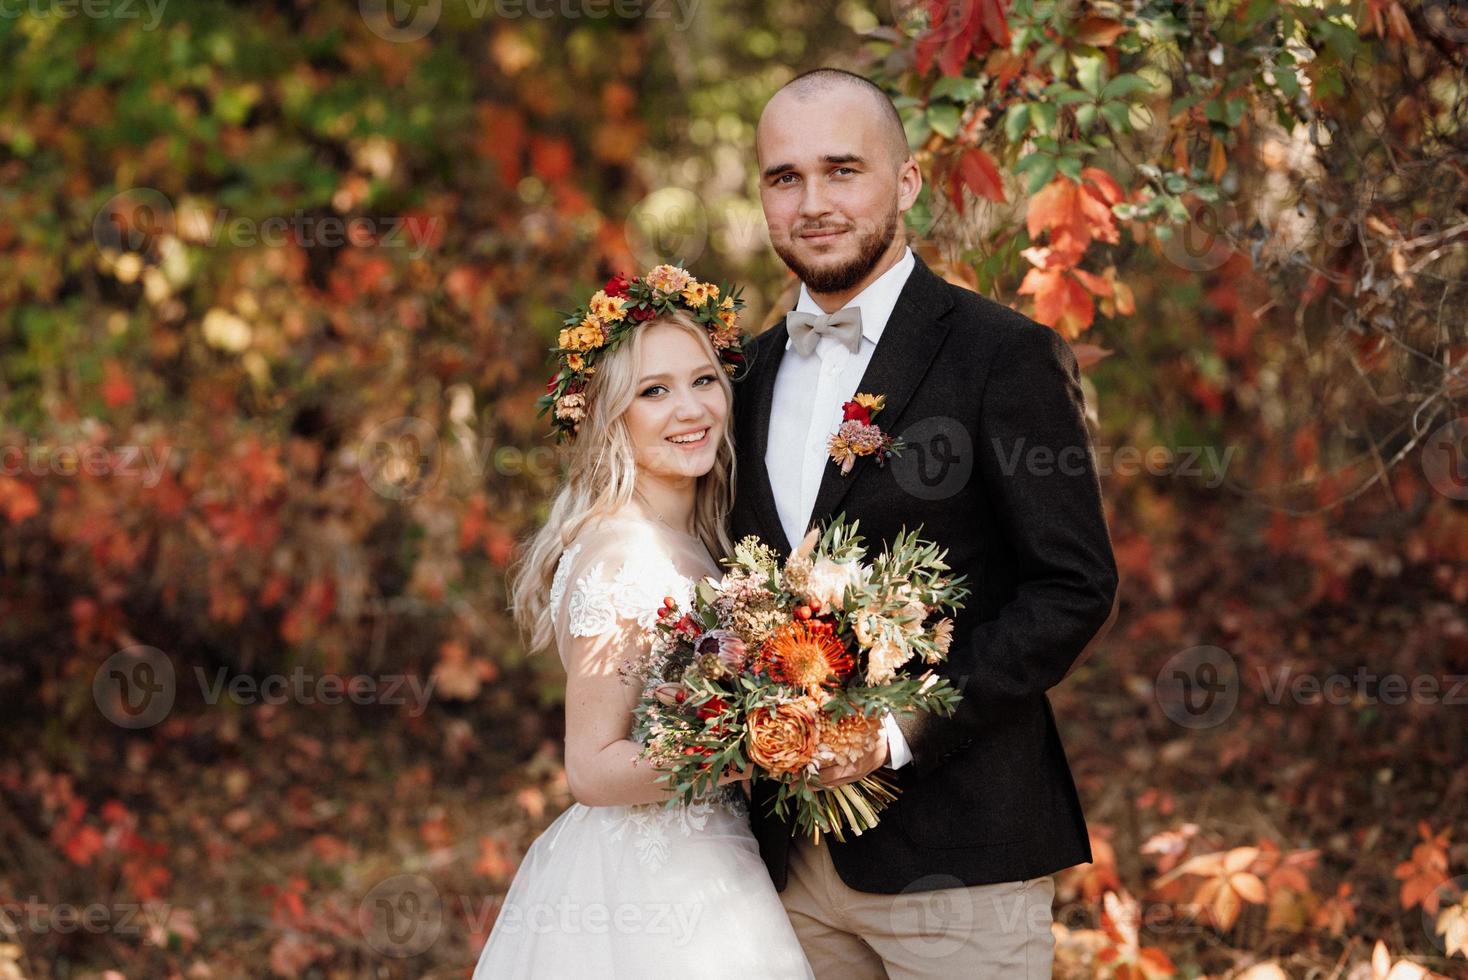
[787,307,862,356]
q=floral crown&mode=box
[537,264,748,441]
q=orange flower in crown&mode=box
[537,264,749,441]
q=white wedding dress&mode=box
[472,514,813,979]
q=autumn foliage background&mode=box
[1,0,1466,977]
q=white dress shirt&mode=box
[764,246,917,769]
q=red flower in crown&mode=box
[538,264,748,442]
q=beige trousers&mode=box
[780,836,1056,980]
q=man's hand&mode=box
[817,730,888,788]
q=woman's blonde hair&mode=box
[509,309,737,652]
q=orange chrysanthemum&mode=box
[760,620,854,691]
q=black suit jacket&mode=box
[729,253,1119,894]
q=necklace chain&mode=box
[635,492,693,538]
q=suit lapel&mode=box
[804,255,956,531]
[739,323,794,556]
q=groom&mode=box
[729,68,1119,978]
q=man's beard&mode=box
[772,204,899,295]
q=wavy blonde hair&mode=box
[509,309,737,653]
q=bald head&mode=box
[759,68,910,171]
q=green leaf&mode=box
[1101,73,1153,100]
[927,103,960,140]
[1273,65,1300,98]
[1101,101,1132,131]
[1030,101,1057,136]
[1004,103,1031,142]
[1076,103,1098,131]
[1173,92,1205,116]
[1026,156,1058,195]
[929,76,986,102]
[1075,54,1105,97]
[1057,155,1083,181]
[1014,152,1048,175]
[901,107,932,148]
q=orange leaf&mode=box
[1019,265,1094,338]
[1394,823,1452,913]
[1074,15,1127,46]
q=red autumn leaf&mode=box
[954,147,1006,208]
[475,103,525,186]
[101,359,135,409]
[475,836,516,879]
[916,0,1011,75]
[530,135,574,184]
[402,212,443,250]
[0,475,40,525]
[63,824,106,866]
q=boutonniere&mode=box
[827,393,905,476]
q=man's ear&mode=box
[897,156,923,212]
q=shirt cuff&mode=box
[881,710,912,769]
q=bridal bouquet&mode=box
[625,516,968,843]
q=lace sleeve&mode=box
[550,527,698,669]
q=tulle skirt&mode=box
[472,788,813,979]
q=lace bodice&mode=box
[545,513,743,869]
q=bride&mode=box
[473,267,813,978]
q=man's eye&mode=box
[834,167,856,176]
[776,173,798,184]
